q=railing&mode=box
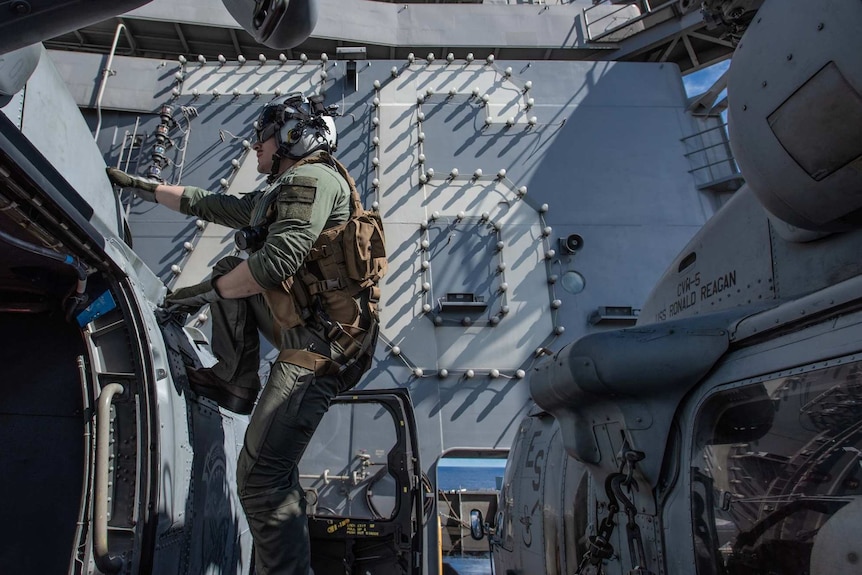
[583,0,677,42]
[681,122,744,192]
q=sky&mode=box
[681,59,731,100]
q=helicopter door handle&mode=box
[94,383,125,573]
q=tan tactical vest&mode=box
[262,153,386,341]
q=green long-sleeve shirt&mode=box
[179,158,352,290]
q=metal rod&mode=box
[583,0,675,41]
[688,158,737,173]
[683,140,731,157]
[115,131,129,169]
[94,23,127,141]
[299,469,353,484]
[94,383,125,573]
[68,356,94,574]
[680,122,729,141]
[122,118,143,219]
[123,116,140,172]
[173,128,191,185]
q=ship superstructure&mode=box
[0,1,757,573]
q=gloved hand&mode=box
[163,278,222,314]
[105,167,159,203]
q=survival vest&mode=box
[262,153,387,339]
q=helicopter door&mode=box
[299,388,424,575]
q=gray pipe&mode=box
[94,23,127,141]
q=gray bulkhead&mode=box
[47,44,723,569]
[54,48,721,466]
[0,0,763,573]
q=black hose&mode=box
[0,228,89,320]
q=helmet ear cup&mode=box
[286,126,302,144]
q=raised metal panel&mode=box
[61,53,712,483]
[19,47,122,240]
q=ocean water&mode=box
[437,465,503,491]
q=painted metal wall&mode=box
[2,47,122,240]
[50,48,714,472]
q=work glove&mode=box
[163,278,222,314]
[105,167,159,203]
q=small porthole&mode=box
[561,271,586,294]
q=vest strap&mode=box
[306,277,346,296]
[275,349,340,376]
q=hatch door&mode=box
[300,388,423,574]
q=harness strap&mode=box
[276,349,340,376]
[327,323,368,359]
[275,321,376,380]
[336,320,379,388]
[302,272,373,298]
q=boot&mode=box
[187,367,258,414]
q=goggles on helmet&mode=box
[253,93,307,143]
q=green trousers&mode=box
[208,257,373,575]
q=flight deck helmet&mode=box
[253,92,337,161]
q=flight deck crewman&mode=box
[106,92,385,575]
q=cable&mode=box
[218,128,243,142]
[0,228,89,320]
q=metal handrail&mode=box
[583,2,639,41]
[583,0,677,42]
[94,383,125,574]
[681,121,742,188]
[687,158,736,174]
[683,140,731,158]
[680,122,730,142]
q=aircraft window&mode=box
[561,270,586,294]
[299,402,400,520]
[678,251,697,273]
[691,361,862,575]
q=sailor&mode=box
[106,92,384,575]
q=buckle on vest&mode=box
[309,277,344,295]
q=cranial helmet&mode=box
[254,92,337,161]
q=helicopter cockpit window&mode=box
[299,401,400,520]
[691,362,862,575]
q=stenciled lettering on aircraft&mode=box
[654,270,737,321]
[345,522,380,537]
[519,500,540,547]
[700,270,737,301]
[326,518,350,534]
[524,431,545,492]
